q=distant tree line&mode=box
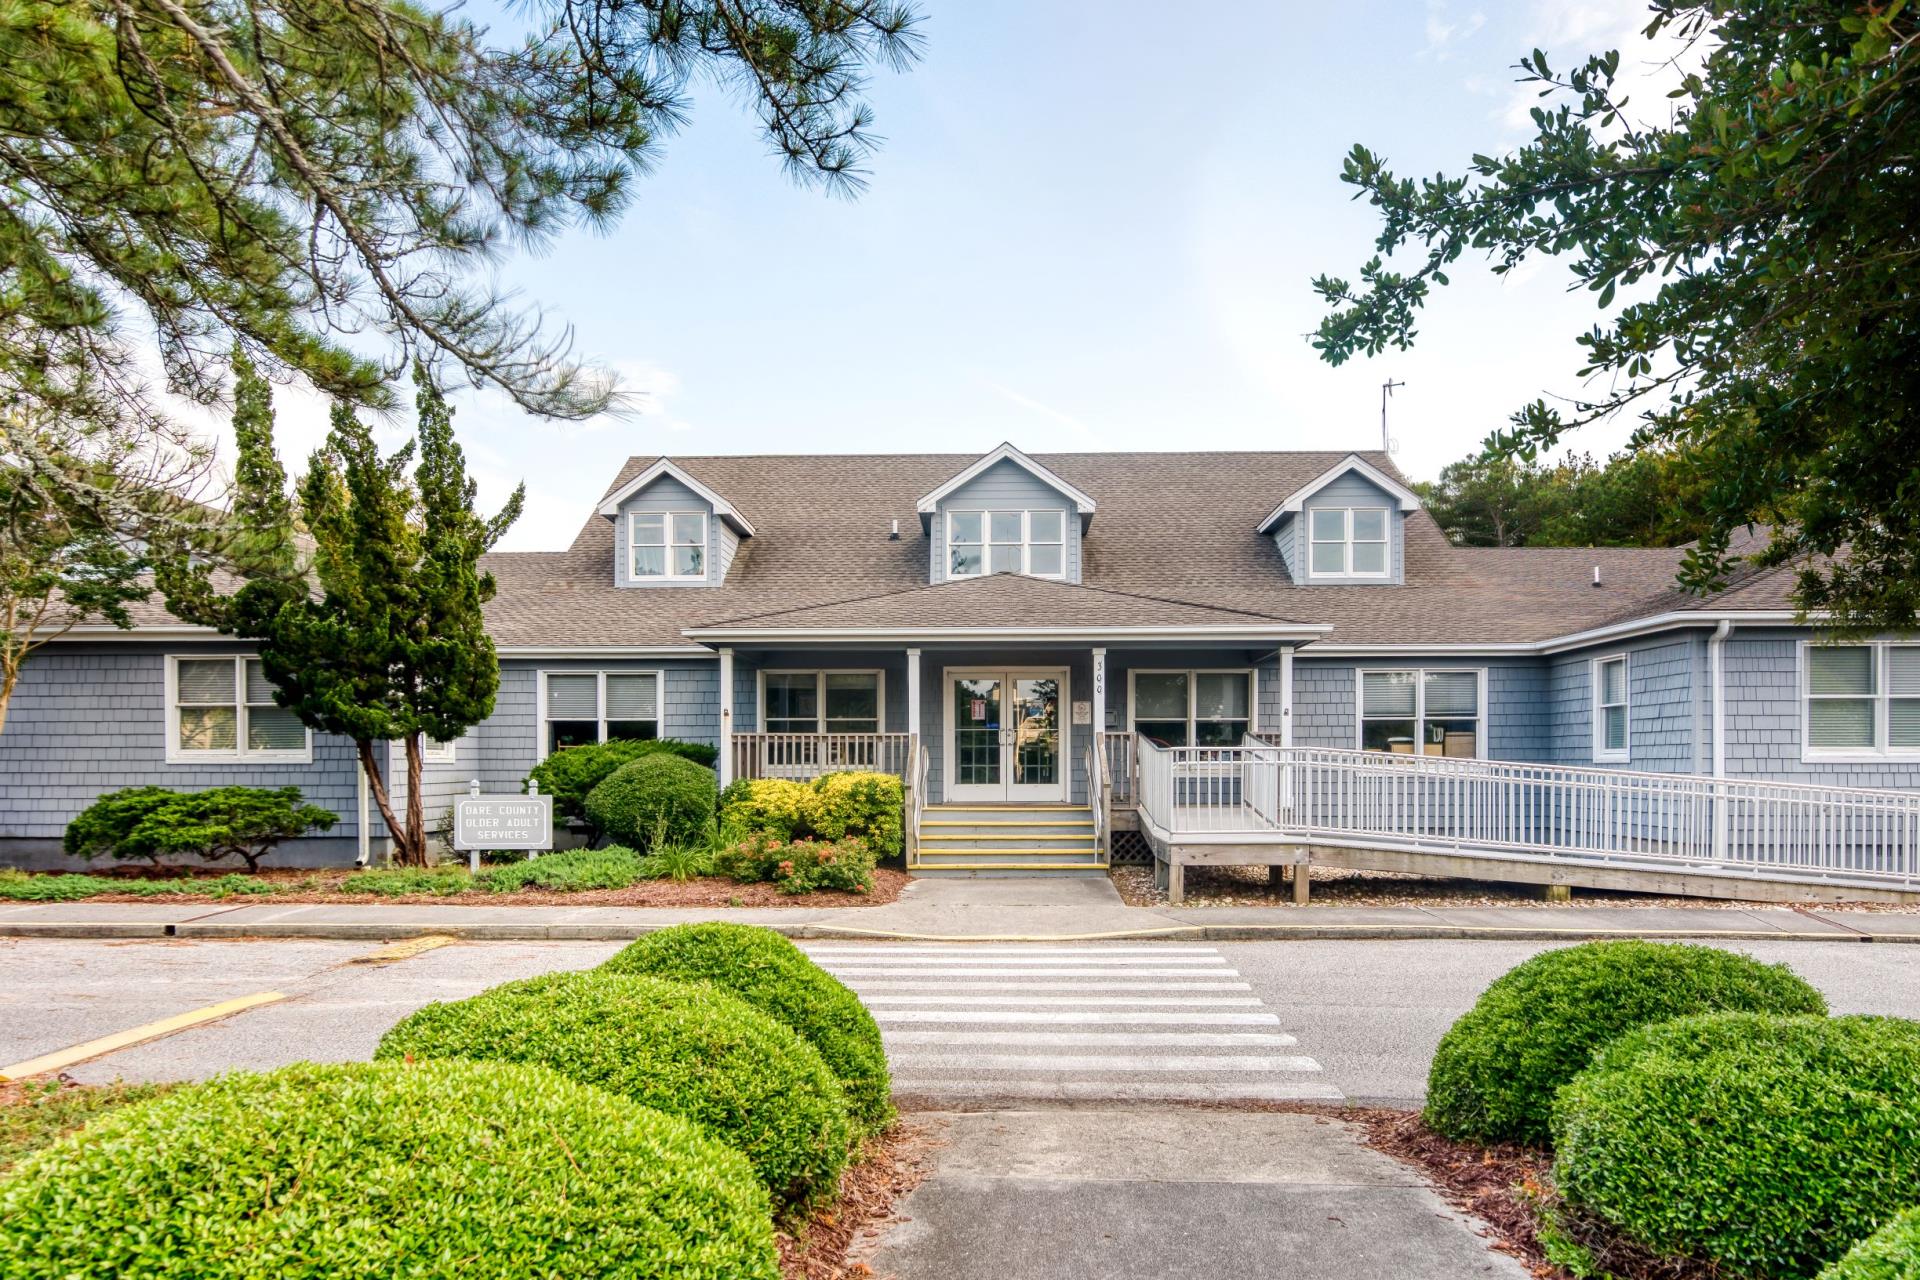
[1414,449,1712,550]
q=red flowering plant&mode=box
[715,830,874,895]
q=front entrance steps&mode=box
[916,804,1105,876]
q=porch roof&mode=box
[682,572,1327,645]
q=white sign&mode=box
[1071,700,1093,725]
[454,794,553,851]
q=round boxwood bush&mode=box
[377,969,852,1210]
[601,922,892,1135]
[1424,939,1827,1145]
[1819,1206,1920,1280]
[1553,1012,1920,1280]
[0,1059,777,1280]
[583,753,716,849]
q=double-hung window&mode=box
[169,656,310,761]
[761,672,883,735]
[947,510,1066,579]
[1593,655,1630,762]
[541,671,660,754]
[1129,671,1252,748]
[1359,669,1483,757]
[1308,507,1389,578]
[1803,642,1920,757]
[629,511,706,581]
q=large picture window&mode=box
[760,671,883,735]
[1593,654,1630,762]
[168,656,310,762]
[1803,642,1920,757]
[1129,670,1252,747]
[629,511,706,580]
[947,509,1067,579]
[1359,669,1483,757]
[1307,507,1389,578]
[541,671,660,754]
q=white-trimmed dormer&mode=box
[918,444,1094,584]
[597,458,754,587]
[1257,454,1419,586]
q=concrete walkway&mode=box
[4,874,1918,942]
[861,1110,1528,1280]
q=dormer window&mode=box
[1309,507,1389,578]
[630,511,706,580]
[948,510,1066,579]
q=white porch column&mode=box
[906,649,922,741]
[1091,647,1107,742]
[717,647,734,788]
[1278,644,1294,746]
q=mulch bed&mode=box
[779,1116,943,1280]
[57,866,911,908]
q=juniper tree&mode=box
[162,359,521,865]
[1313,1,1920,632]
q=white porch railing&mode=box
[1134,738,1920,889]
[1104,730,1136,804]
[730,732,915,783]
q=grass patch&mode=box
[478,846,644,893]
[0,1080,174,1173]
[0,870,275,902]
[339,866,474,896]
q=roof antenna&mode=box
[1380,378,1405,454]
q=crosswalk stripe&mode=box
[884,1030,1299,1048]
[874,1009,1284,1025]
[847,980,1254,993]
[863,995,1264,1007]
[805,946,1225,957]
[823,966,1243,979]
[820,958,1229,971]
[889,1080,1346,1103]
[888,1052,1322,1073]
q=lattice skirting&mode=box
[1109,830,1153,865]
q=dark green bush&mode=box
[1424,940,1827,1145]
[715,833,877,894]
[340,865,473,896]
[527,739,718,832]
[478,845,644,893]
[602,923,892,1135]
[0,1059,778,1280]
[1819,1206,1920,1280]
[64,785,336,871]
[0,871,274,902]
[583,754,716,849]
[1553,1012,1920,1279]
[377,970,852,1211]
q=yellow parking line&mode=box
[348,935,457,965]
[0,991,288,1081]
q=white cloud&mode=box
[979,379,1098,442]
[1496,0,1703,134]
[1422,1,1487,61]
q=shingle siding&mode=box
[1547,635,1707,772]
[929,459,1083,585]
[1721,629,1920,788]
[1275,471,1407,586]
[1291,657,1545,758]
[614,474,732,587]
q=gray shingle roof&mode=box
[477,450,1730,649]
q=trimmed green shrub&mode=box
[634,841,716,883]
[340,865,473,896]
[1553,1012,1920,1279]
[718,771,904,858]
[602,923,892,1135]
[64,785,336,871]
[1819,1206,1920,1280]
[584,754,716,850]
[1424,939,1827,1145]
[377,970,852,1210]
[478,845,644,893]
[0,871,274,902]
[715,833,877,894]
[0,1059,778,1280]
[527,738,718,832]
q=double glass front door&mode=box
[948,670,1067,802]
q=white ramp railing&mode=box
[1133,739,1920,890]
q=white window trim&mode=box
[165,654,313,765]
[1353,667,1489,759]
[1125,668,1256,747]
[945,509,1068,580]
[628,510,708,583]
[536,669,667,760]
[1592,653,1630,763]
[1799,639,1920,762]
[755,669,887,734]
[1306,506,1391,580]
[387,734,460,770]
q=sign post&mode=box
[454,781,553,874]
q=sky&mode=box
[232,0,1695,551]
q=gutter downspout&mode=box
[355,760,371,868]
[1708,620,1733,862]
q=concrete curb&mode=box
[2,919,1909,944]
